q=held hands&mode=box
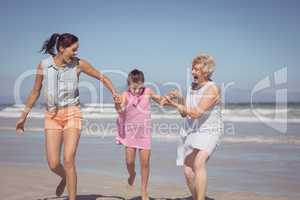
[167,89,182,99]
[162,89,182,106]
[113,93,125,113]
[164,95,177,107]
[159,96,169,106]
[113,93,122,105]
[165,95,187,116]
[164,91,187,116]
[113,93,123,113]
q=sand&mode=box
[0,164,291,200]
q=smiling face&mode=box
[191,54,215,86]
[59,42,79,63]
[191,64,207,85]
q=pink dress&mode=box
[116,88,152,150]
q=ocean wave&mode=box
[82,132,300,144]
[221,136,300,145]
[1,104,300,123]
[2,125,299,145]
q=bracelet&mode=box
[23,106,31,113]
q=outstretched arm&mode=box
[16,63,43,133]
[165,89,186,107]
[161,90,187,118]
[167,84,220,119]
[79,59,118,96]
[146,88,168,106]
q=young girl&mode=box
[114,69,167,200]
[15,33,119,200]
[166,54,223,200]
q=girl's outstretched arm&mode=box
[146,88,167,106]
[79,59,118,96]
[16,63,43,133]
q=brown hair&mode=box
[127,69,145,86]
[40,33,79,56]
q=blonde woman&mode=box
[166,54,223,200]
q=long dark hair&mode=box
[40,33,78,56]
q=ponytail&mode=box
[40,33,78,56]
[40,33,60,56]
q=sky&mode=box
[0,0,299,103]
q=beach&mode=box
[1,104,300,200]
[1,131,300,200]
[0,164,292,200]
[1,0,300,199]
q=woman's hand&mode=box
[165,96,187,117]
[167,89,182,99]
[113,93,122,105]
[159,96,169,106]
[165,95,177,107]
[114,93,126,113]
[160,89,181,106]
[15,62,43,134]
[16,115,27,134]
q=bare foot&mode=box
[127,171,136,186]
[55,178,66,197]
[141,192,149,200]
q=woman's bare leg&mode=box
[45,129,66,197]
[184,151,197,200]
[63,128,81,200]
[193,150,209,200]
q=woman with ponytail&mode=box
[15,33,119,200]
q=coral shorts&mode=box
[45,105,82,131]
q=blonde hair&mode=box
[192,54,215,80]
